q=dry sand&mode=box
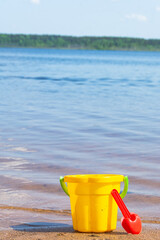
[0,225,159,240]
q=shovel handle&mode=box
[112,189,131,219]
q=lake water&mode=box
[0,48,160,230]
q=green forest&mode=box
[0,34,160,51]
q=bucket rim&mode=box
[64,174,124,183]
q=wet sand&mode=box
[0,225,159,240]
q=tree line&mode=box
[0,34,160,51]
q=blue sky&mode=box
[0,0,160,39]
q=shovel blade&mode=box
[121,213,142,234]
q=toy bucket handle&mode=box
[120,176,128,199]
[60,176,69,196]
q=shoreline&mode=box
[1,33,160,51]
[0,204,160,224]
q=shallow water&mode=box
[0,48,160,229]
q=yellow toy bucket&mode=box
[60,174,128,233]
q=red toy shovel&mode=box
[111,189,142,234]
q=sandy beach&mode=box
[0,197,159,239]
[0,225,159,240]
[0,172,159,239]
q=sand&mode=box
[0,186,159,239]
[0,168,159,239]
[0,225,159,240]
